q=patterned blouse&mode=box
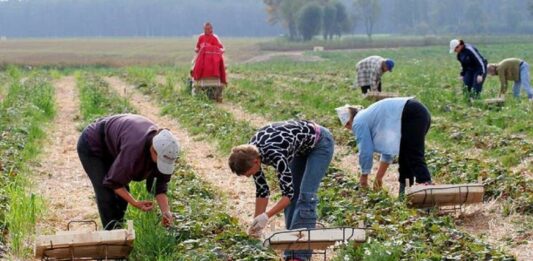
[250,120,318,200]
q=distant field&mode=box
[3,35,533,67]
[0,38,266,67]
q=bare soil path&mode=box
[34,76,98,234]
[103,76,286,233]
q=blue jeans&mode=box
[513,62,533,99]
[283,127,334,260]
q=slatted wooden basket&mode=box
[407,184,484,208]
[263,227,366,251]
[35,220,135,260]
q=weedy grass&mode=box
[78,71,275,259]
[0,67,55,258]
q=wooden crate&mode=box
[263,227,366,251]
[484,98,505,106]
[363,91,399,101]
[35,220,135,260]
[407,184,484,208]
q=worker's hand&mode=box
[372,178,383,191]
[162,211,173,227]
[476,75,483,83]
[359,175,369,188]
[134,200,154,212]
[459,76,464,82]
[248,213,268,237]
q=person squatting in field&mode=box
[355,55,395,94]
[228,120,334,261]
[77,114,179,230]
[487,58,533,101]
[450,39,488,99]
[336,97,432,196]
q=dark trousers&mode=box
[399,100,431,188]
[77,132,128,230]
[361,82,382,94]
[463,70,486,96]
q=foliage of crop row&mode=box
[0,67,55,257]
[225,44,533,215]
[122,67,516,259]
[78,72,275,259]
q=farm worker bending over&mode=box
[449,39,488,98]
[77,114,179,230]
[487,58,533,101]
[195,22,224,53]
[355,55,394,94]
[336,98,432,196]
[229,120,334,260]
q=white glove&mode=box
[459,76,464,81]
[248,213,269,237]
[476,75,483,83]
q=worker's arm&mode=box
[156,193,173,226]
[265,196,290,218]
[374,161,390,190]
[114,187,153,211]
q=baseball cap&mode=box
[449,39,460,53]
[385,59,395,72]
[153,129,180,175]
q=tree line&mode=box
[265,0,533,41]
[0,0,532,38]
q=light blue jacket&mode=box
[352,97,412,175]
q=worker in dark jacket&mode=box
[77,114,180,230]
[450,39,488,98]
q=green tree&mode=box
[333,1,352,38]
[322,3,337,40]
[297,2,322,41]
[263,0,306,40]
[354,0,381,40]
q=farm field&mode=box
[0,39,531,260]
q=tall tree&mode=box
[529,0,533,15]
[354,0,381,40]
[333,1,352,38]
[322,3,337,40]
[263,0,306,40]
[297,2,322,41]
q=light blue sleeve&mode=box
[353,122,374,175]
[380,154,393,164]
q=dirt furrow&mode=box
[103,76,286,233]
[34,76,98,234]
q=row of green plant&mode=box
[120,67,514,259]
[77,72,275,259]
[0,67,55,258]
[223,43,533,215]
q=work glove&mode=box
[459,76,464,82]
[248,213,269,237]
[476,75,483,84]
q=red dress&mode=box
[192,44,227,84]
[195,33,224,52]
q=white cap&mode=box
[449,39,460,54]
[335,105,352,127]
[153,130,179,175]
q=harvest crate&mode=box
[363,91,399,101]
[407,184,484,208]
[35,220,135,260]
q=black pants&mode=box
[399,100,431,187]
[77,132,128,230]
[361,82,382,94]
[463,70,486,97]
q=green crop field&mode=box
[0,38,531,260]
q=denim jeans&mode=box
[283,127,334,260]
[77,132,128,230]
[513,62,533,99]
